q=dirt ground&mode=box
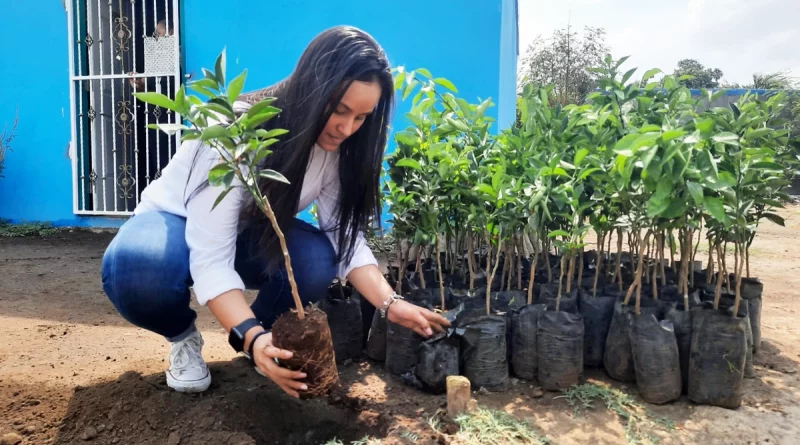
[1,207,799,445]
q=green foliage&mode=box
[387,53,794,314]
[0,219,63,237]
[673,59,724,89]
[134,49,289,215]
[134,49,306,315]
[518,25,610,106]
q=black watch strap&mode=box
[228,318,263,353]
[247,329,271,367]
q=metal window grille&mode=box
[67,0,182,215]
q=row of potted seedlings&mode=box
[319,56,794,409]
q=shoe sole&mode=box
[166,371,211,393]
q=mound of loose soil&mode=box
[51,359,387,445]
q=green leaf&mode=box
[476,183,495,197]
[415,68,433,78]
[751,161,783,171]
[621,68,637,85]
[246,101,279,118]
[215,49,226,86]
[395,158,421,170]
[687,181,704,205]
[762,212,785,226]
[153,123,190,135]
[712,132,739,145]
[259,168,290,184]
[211,187,233,211]
[547,230,569,239]
[574,148,589,167]
[133,92,176,111]
[201,125,232,141]
[696,118,714,134]
[257,128,290,139]
[661,129,686,142]
[704,197,726,222]
[647,195,669,218]
[228,69,247,102]
[393,71,406,92]
[661,198,688,219]
[208,162,232,186]
[433,77,458,93]
[641,68,662,83]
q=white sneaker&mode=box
[166,329,211,393]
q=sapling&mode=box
[135,49,338,397]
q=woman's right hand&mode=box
[250,331,308,398]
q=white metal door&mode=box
[67,0,182,215]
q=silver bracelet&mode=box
[379,292,404,318]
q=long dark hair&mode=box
[238,26,394,270]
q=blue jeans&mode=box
[101,211,337,341]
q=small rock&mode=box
[111,439,120,445]
[477,387,490,396]
[23,425,38,435]
[1,433,23,445]
[510,378,520,386]
[467,399,479,412]
[82,426,98,441]
[531,387,544,398]
[343,358,354,367]
[199,416,215,429]
[167,431,181,445]
[96,424,105,433]
[415,408,425,416]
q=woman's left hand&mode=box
[387,299,451,338]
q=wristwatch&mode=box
[228,318,263,353]
[379,292,404,319]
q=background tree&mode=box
[674,59,724,89]
[518,25,610,106]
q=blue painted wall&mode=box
[0,0,516,228]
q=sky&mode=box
[517,0,800,86]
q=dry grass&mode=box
[557,383,675,445]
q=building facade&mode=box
[0,0,519,227]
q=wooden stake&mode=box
[446,376,472,418]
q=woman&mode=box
[101,26,450,398]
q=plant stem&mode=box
[467,231,476,290]
[527,249,539,305]
[566,252,575,294]
[436,234,446,311]
[517,235,523,291]
[577,248,585,289]
[486,233,504,315]
[669,230,676,270]
[545,239,553,283]
[733,240,744,317]
[624,230,650,315]
[682,229,691,312]
[416,245,426,289]
[713,243,724,310]
[746,245,750,278]
[660,231,667,287]
[706,238,714,284]
[396,239,404,294]
[723,240,731,294]
[594,233,604,297]
[557,254,566,311]
[615,229,624,289]
[254,193,305,319]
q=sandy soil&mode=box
[0,207,798,445]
